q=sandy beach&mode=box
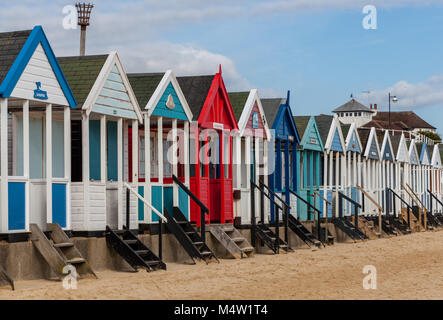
[0,230,442,300]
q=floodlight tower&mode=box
[76,3,94,56]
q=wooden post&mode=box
[82,113,90,230]
[23,100,30,231]
[0,99,8,232]
[64,106,71,230]
[100,115,107,184]
[357,184,382,235]
[144,114,151,223]
[46,104,53,224]
[117,118,123,229]
[172,119,178,207]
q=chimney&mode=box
[76,3,94,56]
[370,104,373,110]
[374,103,377,110]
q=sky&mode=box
[2,0,443,134]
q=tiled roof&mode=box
[390,135,401,154]
[314,114,334,144]
[333,99,372,113]
[261,98,285,127]
[58,55,108,106]
[363,119,409,131]
[357,128,371,150]
[293,116,311,138]
[228,91,250,121]
[127,73,164,109]
[0,29,32,85]
[371,111,436,130]
[177,75,214,121]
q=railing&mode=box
[172,175,209,244]
[428,189,443,214]
[338,191,361,230]
[387,187,412,228]
[250,180,284,248]
[403,183,426,230]
[289,189,322,241]
[356,185,382,235]
[258,180,290,245]
[314,190,331,243]
[124,182,166,259]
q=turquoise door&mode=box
[52,183,67,228]
[8,182,26,230]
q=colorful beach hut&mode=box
[357,127,381,216]
[314,115,346,217]
[58,52,143,233]
[0,26,76,236]
[228,90,270,225]
[127,71,193,225]
[292,116,324,220]
[261,92,300,222]
[177,67,239,225]
[378,130,396,213]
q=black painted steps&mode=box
[255,223,292,254]
[164,207,218,264]
[105,227,166,272]
[287,214,322,248]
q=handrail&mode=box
[251,180,283,211]
[124,182,167,223]
[172,175,209,214]
[289,189,321,214]
[403,183,426,230]
[356,185,382,235]
[259,180,291,210]
[428,189,443,207]
[387,187,412,209]
[338,191,361,208]
[314,190,331,205]
[356,185,382,211]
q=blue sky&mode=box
[2,0,443,133]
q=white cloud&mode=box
[356,75,443,110]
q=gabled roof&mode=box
[229,89,270,139]
[379,130,395,162]
[0,30,32,85]
[314,114,334,145]
[59,52,142,121]
[396,134,410,163]
[261,98,286,126]
[357,128,371,150]
[58,55,108,105]
[408,139,420,165]
[417,141,431,165]
[433,144,443,168]
[228,91,250,121]
[333,99,372,113]
[371,111,436,130]
[127,72,164,108]
[177,75,215,121]
[0,26,76,107]
[129,70,192,121]
[294,116,324,151]
[324,116,345,153]
[362,127,380,159]
[344,123,363,153]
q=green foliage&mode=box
[418,130,442,142]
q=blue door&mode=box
[52,183,67,228]
[8,182,26,230]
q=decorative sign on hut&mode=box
[252,112,259,129]
[33,82,48,100]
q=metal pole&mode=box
[158,217,163,260]
[126,187,130,230]
[284,204,288,245]
[339,194,343,218]
[201,208,206,244]
[275,204,280,254]
[80,25,86,56]
[251,181,256,247]
[388,92,391,129]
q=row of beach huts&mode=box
[0,26,442,287]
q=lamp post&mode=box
[76,3,94,56]
[388,92,398,129]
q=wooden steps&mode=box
[208,224,254,259]
[30,223,97,280]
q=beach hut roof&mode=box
[228,91,250,121]
[261,98,286,126]
[0,29,32,85]
[176,75,215,121]
[127,73,165,108]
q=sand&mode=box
[0,230,442,300]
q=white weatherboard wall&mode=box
[10,44,69,107]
